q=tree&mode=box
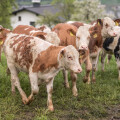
[70,0,108,23]
[0,0,16,29]
[52,0,75,21]
[37,0,75,26]
[37,12,61,27]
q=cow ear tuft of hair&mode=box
[68,29,76,36]
[60,49,66,58]
[115,21,119,26]
[97,19,103,26]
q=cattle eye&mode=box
[68,56,73,60]
[76,36,80,39]
[105,23,109,28]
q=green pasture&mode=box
[0,53,120,120]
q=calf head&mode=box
[76,25,91,50]
[101,17,117,38]
[59,45,82,73]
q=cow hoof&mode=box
[12,91,16,95]
[73,92,78,97]
[48,105,54,112]
[64,83,70,88]
[83,77,88,83]
[22,98,29,105]
[28,96,34,104]
[92,79,96,83]
[118,77,120,81]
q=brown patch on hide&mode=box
[32,46,65,73]
[31,32,47,40]
[52,23,77,48]
[13,25,38,35]
[88,23,102,53]
[10,36,34,69]
[71,22,84,28]
[37,26,46,31]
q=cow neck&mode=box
[32,46,65,73]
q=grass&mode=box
[0,53,120,120]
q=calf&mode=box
[0,26,82,111]
[13,25,60,45]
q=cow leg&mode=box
[28,72,39,104]
[101,51,106,71]
[107,54,112,64]
[46,78,54,111]
[6,67,11,75]
[62,70,69,88]
[91,54,100,83]
[83,56,92,84]
[71,72,78,96]
[7,62,28,104]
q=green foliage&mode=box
[37,12,61,27]
[0,0,16,29]
[71,0,107,23]
[37,0,75,26]
[52,0,75,21]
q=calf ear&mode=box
[97,19,103,27]
[60,49,66,58]
[68,28,76,36]
[36,32,47,40]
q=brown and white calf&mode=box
[69,17,117,83]
[13,25,60,45]
[52,23,101,94]
[0,26,82,111]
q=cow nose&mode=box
[81,46,88,50]
[78,68,82,73]
[113,33,117,37]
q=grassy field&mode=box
[0,53,120,120]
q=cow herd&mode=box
[0,17,120,111]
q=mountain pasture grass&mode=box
[0,53,120,120]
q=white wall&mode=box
[11,10,39,28]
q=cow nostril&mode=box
[78,69,82,72]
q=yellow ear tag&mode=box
[97,22,100,25]
[115,22,119,26]
[70,32,74,36]
[0,40,3,45]
[93,34,97,38]
[79,55,84,59]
